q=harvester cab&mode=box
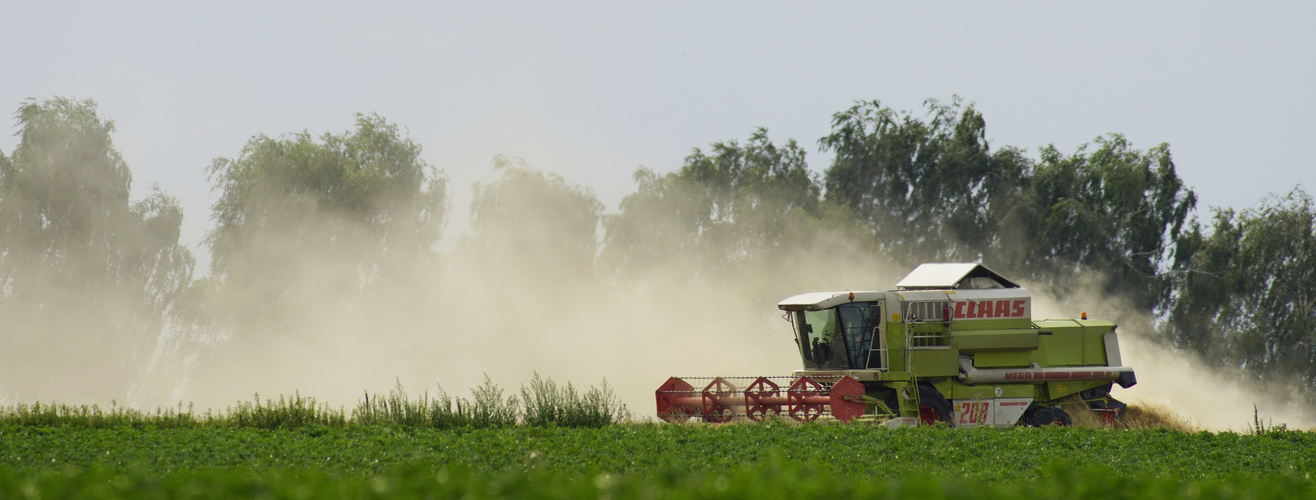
[791,294,884,371]
[655,263,1137,427]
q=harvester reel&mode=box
[787,377,827,422]
[701,377,738,423]
[744,377,782,422]
[655,377,696,423]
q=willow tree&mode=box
[1017,135,1196,311]
[820,99,1194,312]
[602,128,826,282]
[189,113,447,349]
[1166,189,1316,399]
[462,155,604,295]
[0,97,193,402]
[820,98,1031,266]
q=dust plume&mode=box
[123,159,904,419]
[1026,274,1314,431]
[2,104,905,417]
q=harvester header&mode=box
[656,263,1136,427]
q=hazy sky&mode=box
[4,2,1313,266]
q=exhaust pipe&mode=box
[958,357,1137,388]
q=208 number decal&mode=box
[957,401,989,425]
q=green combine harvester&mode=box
[656,263,1136,426]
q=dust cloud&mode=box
[5,141,1309,431]
[113,163,904,420]
[1026,276,1314,431]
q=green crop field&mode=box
[0,381,1309,498]
[2,422,1313,499]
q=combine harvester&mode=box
[655,263,1136,427]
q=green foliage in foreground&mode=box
[0,375,628,430]
[2,424,1312,498]
[1,463,1311,500]
[2,424,1312,481]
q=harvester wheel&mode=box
[1026,406,1072,427]
[916,385,951,425]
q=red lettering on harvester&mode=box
[954,299,1028,319]
[957,402,989,425]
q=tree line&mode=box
[1,96,1311,409]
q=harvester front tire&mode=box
[1026,406,1072,427]
[917,385,951,425]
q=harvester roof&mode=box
[896,263,1019,290]
[776,263,1024,312]
[777,291,884,311]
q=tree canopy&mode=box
[820,98,1032,264]
[602,128,826,282]
[1015,135,1196,312]
[462,155,604,293]
[0,97,193,401]
[820,99,1196,312]
[1166,190,1316,394]
[205,113,446,282]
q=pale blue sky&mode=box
[4,2,1313,266]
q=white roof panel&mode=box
[777,291,885,311]
[896,263,980,289]
[896,262,1019,290]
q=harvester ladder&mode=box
[905,326,920,421]
[866,324,889,370]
